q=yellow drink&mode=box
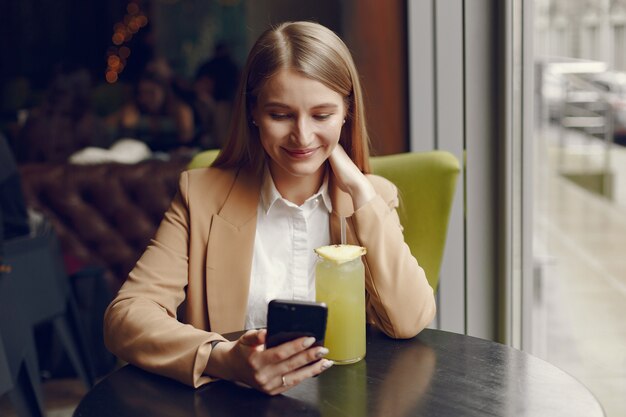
[315,247,366,364]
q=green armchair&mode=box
[187,149,220,170]
[188,150,460,291]
[369,152,459,291]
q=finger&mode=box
[247,336,317,390]
[328,143,347,167]
[268,359,334,396]
[262,344,328,394]
[276,345,329,376]
[330,145,362,177]
[239,329,266,347]
[328,147,351,188]
[335,143,354,163]
[331,142,347,156]
[264,336,316,365]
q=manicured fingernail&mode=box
[303,337,316,348]
[322,359,334,370]
[316,347,329,358]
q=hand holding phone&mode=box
[265,299,328,349]
[205,300,332,395]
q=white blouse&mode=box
[244,170,332,330]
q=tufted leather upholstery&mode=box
[18,159,190,293]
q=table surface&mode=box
[74,327,605,417]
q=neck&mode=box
[269,164,326,206]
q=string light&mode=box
[106,71,119,83]
[105,0,149,84]
[127,3,139,15]
[119,46,131,59]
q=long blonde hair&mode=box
[212,21,371,174]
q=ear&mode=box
[250,104,259,126]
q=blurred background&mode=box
[534,1,626,416]
[0,0,408,160]
[1,0,626,416]
[0,1,411,416]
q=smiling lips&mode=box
[283,147,318,159]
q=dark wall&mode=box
[346,0,408,154]
[0,0,407,155]
[0,0,128,88]
[245,0,342,43]
[244,0,408,154]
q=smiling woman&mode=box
[252,69,346,205]
[103,21,436,397]
[212,21,370,177]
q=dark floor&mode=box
[0,377,87,417]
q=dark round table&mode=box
[74,327,604,417]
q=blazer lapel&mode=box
[206,169,260,334]
[204,170,360,333]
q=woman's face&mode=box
[137,79,165,113]
[252,68,346,184]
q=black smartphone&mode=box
[265,299,328,349]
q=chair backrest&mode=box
[370,151,459,291]
[0,334,12,395]
[187,150,460,291]
[3,225,97,386]
[187,149,221,170]
[0,270,46,414]
[3,226,70,325]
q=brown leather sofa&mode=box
[19,159,190,293]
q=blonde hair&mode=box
[212,21,371,174]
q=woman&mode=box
[104,21,435,395]
[114,69,195,151]
[18,65,110,163]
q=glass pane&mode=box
[533,1,626,416]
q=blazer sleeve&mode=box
[352,177,436,339]
[103,171,226,388]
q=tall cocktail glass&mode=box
[315,244,366,364]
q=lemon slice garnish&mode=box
[314,244,367,264]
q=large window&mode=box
[409,1,624,415]
[532,1,626,416]
[613,23,626,70]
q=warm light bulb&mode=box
[119,46,131,59]
[105,71,118,83]
[107,55,120,66]
[112,33,124,45]
[127,3,139,15]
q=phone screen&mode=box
[265,299,328,349]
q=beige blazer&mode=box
[104,166,436,387]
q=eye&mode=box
[313,114,333,121]
[270,113,291,120]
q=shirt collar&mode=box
[260,166,333,214]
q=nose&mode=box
[291,116,313,145]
